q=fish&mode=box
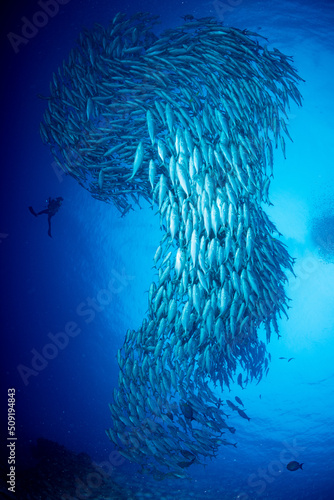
[148,159,156,190]
[41,12,303,479]
[235,396,244,407]
[180,402,194,421]
[237,373,244,389]
[146,110,156,145]
[217,439,237,448]
[129,141,144,180]
[237,409,250,421]
[86,97,94,121]
[226,400,239,412]
[177,459,195,468]
[287,461,303,471]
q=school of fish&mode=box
[40,12,303,479]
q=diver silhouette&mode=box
[29,197,63,238]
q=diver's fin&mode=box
[29,206,37,217]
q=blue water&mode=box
[2,0,334,498]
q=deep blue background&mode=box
[1,0,334,498]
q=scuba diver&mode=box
[29,197,63,238]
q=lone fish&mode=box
[287,461,303,471]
